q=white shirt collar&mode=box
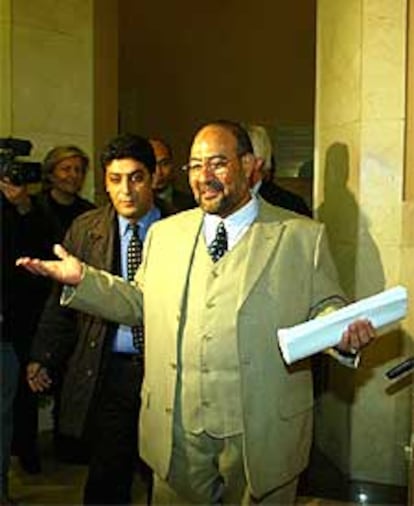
[203,195,259,250]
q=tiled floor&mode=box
[8,432,409,505]
[8,431,148,506]
[298,445,409,506]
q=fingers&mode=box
[16,257,51,277]
[16,244,67,275]
[27,363,52,392]
[0,178,29,204]
[340,318,376,353]
[53,244,69,260]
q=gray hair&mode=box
[244,124,273,171]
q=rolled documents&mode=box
[277,285,408,365]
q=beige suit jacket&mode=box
[65,198,345,497]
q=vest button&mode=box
[86,369,93,377]
[89,340,96,348]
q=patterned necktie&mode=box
[208,221,228,262]
[127,224,144,352]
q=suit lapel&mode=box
[236,201,286,310]
[170,204,287,311]
[170,209,204,310]
[87,205,117,272]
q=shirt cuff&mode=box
[326,346,361,368]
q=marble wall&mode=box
[3,0,94,200]
[0,0,12,134]
[2,0,118,431]
[314,0,413,486]
[2,0,118,202]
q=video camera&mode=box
[0,137,42,186]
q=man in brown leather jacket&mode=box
[27,134,167,505]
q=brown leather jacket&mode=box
[31,203,165,436]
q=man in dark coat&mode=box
[27,134,166,505]
[245,124,312,217]
[0,185,51,505]
[9,145,95,472]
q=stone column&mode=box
[1,0,118,202]
[1,0,118,431]
[314,0,413,486]
[0,0,12,136]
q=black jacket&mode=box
[1,190,95,360]
[1,197,51,357]
[258,180,312,217]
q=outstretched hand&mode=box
[16,244,83,286]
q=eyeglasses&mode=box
[182,155,243,175]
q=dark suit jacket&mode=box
[259,180,312,217]
[1,198,51,356]
[156,186,196,215]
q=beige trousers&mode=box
[151,429,298,505]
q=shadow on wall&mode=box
[310,144,410,495]
[317,142,385,301]
[314,142,404,398]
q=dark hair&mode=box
[100,133,156,174]
[149,137,173,159]
[195,120,254,156]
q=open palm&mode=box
[16,244,83,286]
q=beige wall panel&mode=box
[316,0,362,128]
[0,0,12,135]
[315,0,411,486]
[11,0,94,200]
[362,0,406,120]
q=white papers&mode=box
[277,285,408,365]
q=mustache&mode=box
[199,180,224,192]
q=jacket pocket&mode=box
[278,372,314,419]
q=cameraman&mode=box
[0,179,51,504]
[1,145,95,478]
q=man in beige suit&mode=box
[17,120,375,505]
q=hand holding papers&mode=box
[277,286,408,365]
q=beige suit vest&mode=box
[180,230,248,437]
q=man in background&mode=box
[27,134,162,505]
[1,178,51,506]
[1,144,95,479]
[245,124,312,217]
[149,137,195,214]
